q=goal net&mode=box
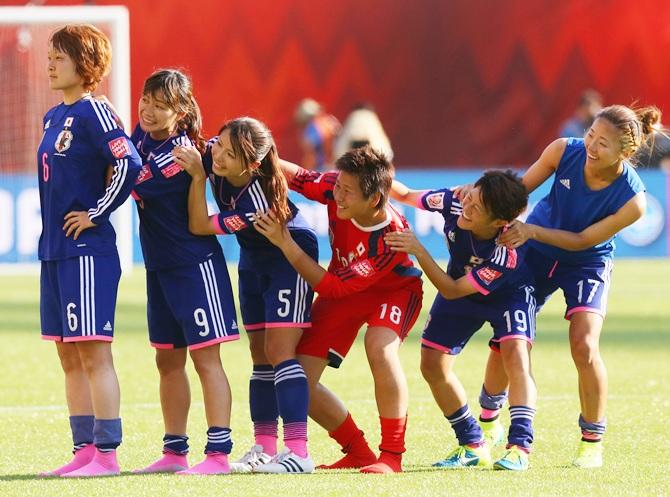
[0,6,132,273]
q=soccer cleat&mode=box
[572,440,603,468]
[229,445,272,473]
[61,449,120,477]
[39,444,96,477]
[177,453,230,475]
[480,418,505,447]
[433,443,491,469]
[494,445,529,471]
[253,448,314,474]
[133,453,188,474]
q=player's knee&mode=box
[155,351,186,376]
[57,350,83,374]
[190,353,223,378]
[420,355,447,384]
[570,339,601,368]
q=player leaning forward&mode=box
[255,146,423,473]
[37,25,142,477]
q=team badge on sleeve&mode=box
[135,164,153,184]
[223,215,246,233]
[425,192,445,210]
[161,163,182,178]
[108,137,131,158]
[476,267,502,285]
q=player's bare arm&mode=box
[278,158,301,182]
[500,192,645,251]
[254,210,326,288]
[390,179,428,206]
[385,230,475,299]
[522,138,566,193]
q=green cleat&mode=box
[572,440,603,468]
[493,445,529,471]
[433,444,491,469]
[480,418,505,447]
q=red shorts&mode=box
[296,279,423,368]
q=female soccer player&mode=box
[124,69,239,476]
[173,117,318,473]
[38,25,142,477]
[487,104,655,468]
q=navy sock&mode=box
[93,418,122,452]
[163,434,189,455]
[274,359,309,425]
[508,405,535,449]
[205,426,233,454]
[446,405,483,446]
[478,386,508,421]
[250,364,278,428]
[70,415,94,452]
[579,414,606,442]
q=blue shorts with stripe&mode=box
[41,254,121,342]
[422,285,536,355]
[147,252,239,350]
[526,247,613,320]
[238,229,317,331]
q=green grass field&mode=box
[1,260,669,497]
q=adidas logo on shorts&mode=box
[560,178,571,189]
[103,321,113,331]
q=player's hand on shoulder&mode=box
[94,95,124,128]
[498,220,531,249]
[254,210,290,247]
[63,211,96,240]
[384,229,425,256]
[173,146,205,178]
[452,183,474,200]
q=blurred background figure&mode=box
[333,103,394,162]
[294,98,340,171]
[559,89,603,138]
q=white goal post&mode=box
[0,6,133,274]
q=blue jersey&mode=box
[37,97,142,261]
[202,142,314,260]
[527,138,645,264]
[420,188,532,303]
[130,125,222,271]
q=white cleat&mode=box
[253,448,314,474]
[229,445,272,473]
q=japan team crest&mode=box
[54,129,73,153]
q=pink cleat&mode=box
[176,453,230,475]
[39,444,96,477]
[61,449,120,477]
[133,453,189,474]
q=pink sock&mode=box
[255,434,278,456]
[285,439,308,458]
[480,408,500,421]
[133,452,188,474]
[61,449,120,477]
[177,453,230,475]
[39,444,96,477]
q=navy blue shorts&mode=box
[147,252,239,350]
[238,230,317,331]
[422,285,536,355]
[41,254,121,342]
[526,248,613,320]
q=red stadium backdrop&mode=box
[3,0,670,167]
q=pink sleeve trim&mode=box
[211,215,225,235]
[188,334,240,351]
[151,342,175,349]
[492,335,534,345]
[41,335,62,342]
[63,335,113,343]
[565,306,605,320]
[416,191,431,209]
[466,272,490,295]
[421,338,455,355]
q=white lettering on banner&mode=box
[17,188,42,255]
[0,190,13,254]
[414,209,443,236]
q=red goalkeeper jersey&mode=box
[290,168,422,298]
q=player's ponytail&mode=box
[179,93,206,154]
[221,117,291,225]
